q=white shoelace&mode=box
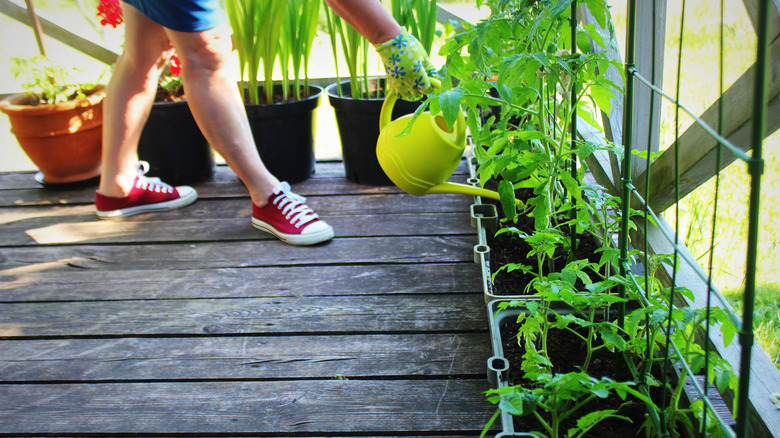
[273,182,319,228]
[134,161,173,194]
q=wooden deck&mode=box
[0,160,494,436]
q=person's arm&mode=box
[323,0,401,44]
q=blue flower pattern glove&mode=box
[374,29,438,101]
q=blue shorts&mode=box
[121,0,226,32]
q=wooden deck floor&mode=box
[0,160,494,436]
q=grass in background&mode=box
[661,1,780,367]
[607,0,779,367]
[608,0,780,366]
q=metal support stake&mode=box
[736,0,768,435]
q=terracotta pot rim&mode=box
[0,84,106,114]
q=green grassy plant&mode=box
[324,6,371,99]
[279,0,321,101]
[224,0,286,104]
[390,0,439,56]
[724,285,780,367]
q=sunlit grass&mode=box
[724,285,780,368]
[661,3,779,368]
[608,0,779,366]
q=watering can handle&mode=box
[379,77,445,131]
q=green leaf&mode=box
[720,320,737,347]
[571,409,625,437]
[498,390,538,417]
[438,89,464,128]
[584,0,609,28]
[713,364,733,393]
[498,179,518,223]
[589,84,613,114]
[599,327,626,349]
[559,171,581,201]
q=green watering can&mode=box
[375,81,504,202]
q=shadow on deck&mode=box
[0,160,494,436]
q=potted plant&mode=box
[424,0,623,301]
[224,0,322,184]
[0,56,106,186]
[484,265,739,437]
[424,0,746,435]
[324,0,437,186]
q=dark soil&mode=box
[481,176,656,434]
[481,183,604,296]
[244,86,320,105]
[499,318,651,436]
[155,87,185,103]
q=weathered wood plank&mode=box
[0,236,477,271]
[0,211,474,245]
[0,263,481,302]
[0,379,495,434]
[0,294,488,338]
[0,333,490,381]
[0,185,473,211]
[0,160,471,198]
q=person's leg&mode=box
[162,24,333,245]
[163,25,279,207]
[97,4,175,198]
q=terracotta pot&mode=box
[0,85,105,184]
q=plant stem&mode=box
[582,307,596,373]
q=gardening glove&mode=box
[374,28,438,101]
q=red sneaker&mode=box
[95,161,197,219]
[252,182,334,246]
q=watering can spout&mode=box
[425,181,500,200]
[376,81,516,203]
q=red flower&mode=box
[97,0,123,28]
[169,54,182,76]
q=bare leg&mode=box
[164,25,279,206]
[98,5,173,198]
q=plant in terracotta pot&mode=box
[0,56,106,185]
[224,0,322,184]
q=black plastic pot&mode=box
[244,84,322,184]
[326,79,422,186]
[137,98,215,186]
